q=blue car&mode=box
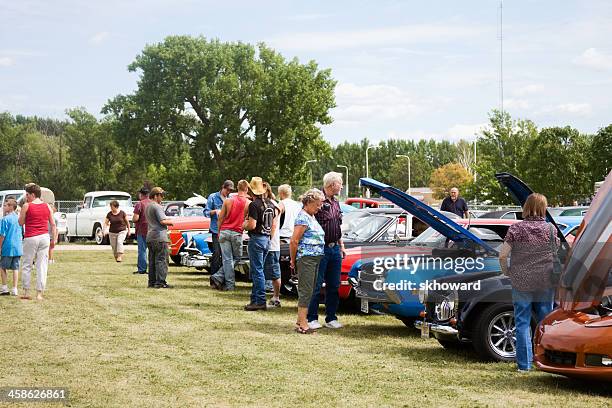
[351,176,567,326]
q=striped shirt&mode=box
[315,193,342,245]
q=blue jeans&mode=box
[307,245,342,323]
[212,230,243,290]
[248,234,270,305]
[137,234,147,273]
[512,288,554,370]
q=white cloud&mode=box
[89,31,110,45]
[269,23,488,52]
[504,98,530,110]
[511,84,544,96]
[539,103,592,116]
[574,48,612,70]
[0,57,15,66]
[332,82,430,124]
[445,123,487,141]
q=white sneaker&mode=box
[11,288,18,296]
[307,320,322,330]
[325,320,343,329]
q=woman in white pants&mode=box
[104,200,130,262]
[19,184,56,301]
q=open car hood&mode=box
[359,178,498,255]
[558,171,612,311]
[495,172,567,243]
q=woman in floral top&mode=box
[499,193,559,372]
[290,188,325,334]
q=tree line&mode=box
[0,36,610,205]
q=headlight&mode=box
[418,287,428,304]
[435,298,455,321]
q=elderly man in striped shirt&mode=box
[307,172,346,330]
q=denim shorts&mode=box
[1,256,20,270]
[264,250,281,280]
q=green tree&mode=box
[104,36,336,193]
[589,124,612,184]
[429,163,472,199]
[523,126,591,205]
[472,110,538,203]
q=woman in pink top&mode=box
[18,184,56,300]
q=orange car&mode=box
[167,217,210,264]
[534,171,612,381]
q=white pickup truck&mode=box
[65,191,135,244]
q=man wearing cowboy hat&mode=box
[243,177,277,311]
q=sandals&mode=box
[19,295,32,300]
[295,326,315,334]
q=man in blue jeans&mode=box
[308,172,345,329]
[132,187,150,275]
[243,177,276,311]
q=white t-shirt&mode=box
[278,198,302,239]
[269,200,281,252]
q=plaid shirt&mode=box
[314,193,342,245]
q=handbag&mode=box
[548,224,562,285]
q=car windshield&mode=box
[411,225,503,248]
[341,211,370,234]
[183,207,204,217]
[344,215,391,241]
[92,195,132,208]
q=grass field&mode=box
[1,250,610,407]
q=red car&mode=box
[168,217,210,264]
[345,197,395,209]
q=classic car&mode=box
[66,191,135,244]
[278,207,459,300]
[168,216,211,265]
[553,216,583,246]
[345,197,396,209]
[534,172,612,381]
[350,178,521,323]
[413,172,571,362]
[479,209,523,220]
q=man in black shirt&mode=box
[243,177,276,311]
[440,187,469,218]
[307,172,345,330]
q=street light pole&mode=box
[365,144,379,198]
[396,154,411,196]
[305,160,317,188]
[337,165,349,198]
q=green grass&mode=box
[1,251,610,407]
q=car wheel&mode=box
[472,304,517,362]
[94,224,108,245]
[170,254,183,265]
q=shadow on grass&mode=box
[512,375,612,396]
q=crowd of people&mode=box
[0,175,562,367]
[126,172,346,333]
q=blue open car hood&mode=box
[495,172,566,243]
[359,178,498,255]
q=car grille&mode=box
[544,349,576,366]
[356,268,392,302]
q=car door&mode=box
[76,196,93,236]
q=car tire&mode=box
[472,303,517,362]
[94,224,109,245]
[170,254,183,265]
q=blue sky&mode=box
[1,0,611,145]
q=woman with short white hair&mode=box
[290,188,326,334]
[323,172,343,189]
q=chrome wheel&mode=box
[487,311,516,359]
[94,225,104,245]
